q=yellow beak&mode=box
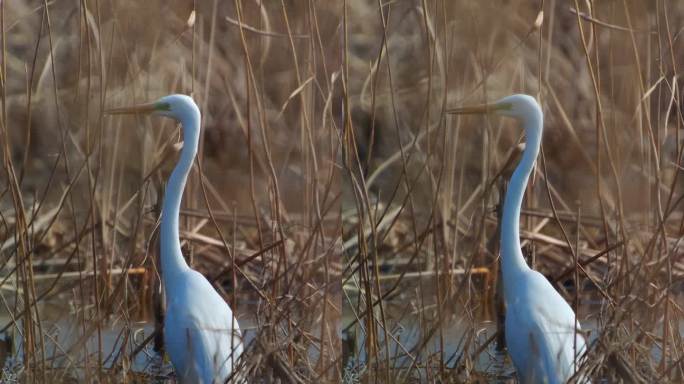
[106,102,158,115]
[447,103,500,115]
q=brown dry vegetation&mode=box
[1,0,341,382]
[343,0,684,383]
[1,0,684,383]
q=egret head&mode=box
[107,94,200,122]
[448,94,541,121]
[107,94,202,154]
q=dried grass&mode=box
[343,0,684,382]
[1,1,341,382]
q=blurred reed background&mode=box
[342,0,684,382]
[0,0,341,382]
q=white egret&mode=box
[450,94,588,383]
[108,94,243,383]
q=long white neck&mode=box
[501,104,543,293]
[160,110,201,289]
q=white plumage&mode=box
[451,94,588,383]
[108,94,244,383]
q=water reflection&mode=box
[343,310,516,382]
[0,300,257,381]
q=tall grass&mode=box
[0,1,340,382]
[2,1,684,383]
[342,0,684,382]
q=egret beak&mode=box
[106,102,158,115]
[447,102,509,115]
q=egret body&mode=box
[450,94,587,383]
[108,94,243,383]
